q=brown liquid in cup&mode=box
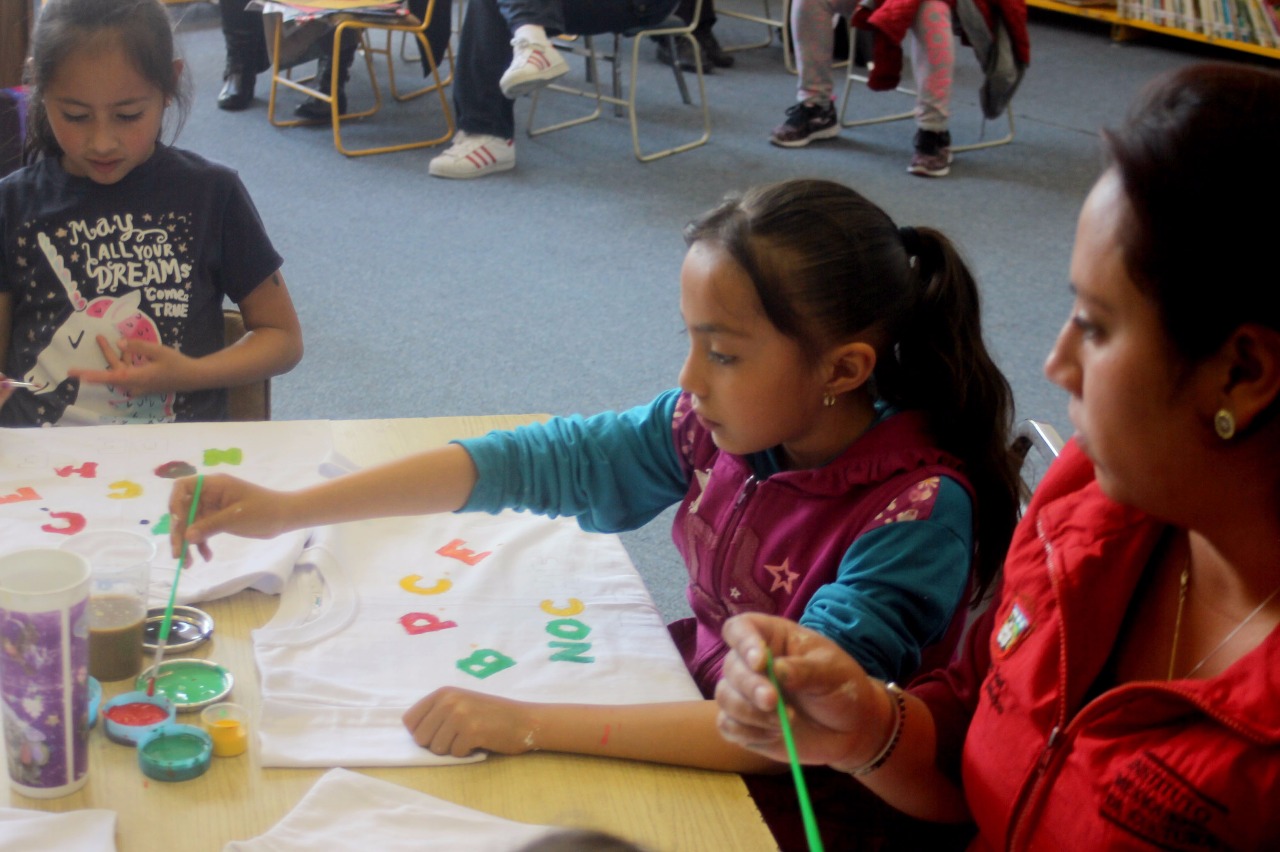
[89,594,145,681]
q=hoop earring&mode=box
[1214,408,1236,441]
[823,393,836,408]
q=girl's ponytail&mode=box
[877,227,1019,601]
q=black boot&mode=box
[219,4,269,111]
[295,36,358,123]
[218,66,255,111]
[653,36,709,74]
[696,30,734,69]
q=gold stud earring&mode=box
[823,393,836,408]
[1214,408,1236,441]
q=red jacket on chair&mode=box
[859,0,1029,117]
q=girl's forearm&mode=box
[280,444,480,530]
[186,323,303,389]
[184,269,302,391]
[530,700,783,774]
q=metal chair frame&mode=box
[267,6,454,158]
[717,0,796,71]
[957,418,1063,640]
[1011,419,1066,504]
[838,21,1013,153]
[526,5,711,163]
[395,0,466,87]
[715,0,857,75]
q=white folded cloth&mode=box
[224,768,555,851]
[0,807,115,852]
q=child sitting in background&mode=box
[0,0,302,426]
[171,179,1019,846]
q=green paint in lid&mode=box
[134,659,233,711]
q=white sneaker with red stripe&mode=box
[428,132,516,179]
[498,37,569,98]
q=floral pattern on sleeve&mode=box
[867,476,941,528]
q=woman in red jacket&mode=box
[715,62,1280,850]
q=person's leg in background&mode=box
[428,0,529,177]
[655,0,733,73]
[906,0,953,177]
[429,0,676,178]
[413,0,456,69]
[770,0,856,147]
[218,0,271,111]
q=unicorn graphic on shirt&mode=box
[24,232,174,424]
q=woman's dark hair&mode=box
[25,0,190,161]
[1104,63,1280,364]
[684,178,1019,602]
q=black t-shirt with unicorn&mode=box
[0,144,282,426]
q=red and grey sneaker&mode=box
[770,100,840,148]
[908,129,953,177]
[428,132,516,179]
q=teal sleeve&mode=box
[455,389,687,534]
[798,477,973,682]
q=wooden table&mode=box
[0,416,776,851]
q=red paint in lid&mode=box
[105,702,170,726]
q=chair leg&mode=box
[385,30,454,97]
[612,34,625,118]
[839,68,1015,150]
[268,24,379,129]
[626,30,710,162]
[527,28,709,161]
[334,29,454,156]
[528,38,605,137]
[657,36,693,105]
[268,17,453,156]
[952,112,1015,152]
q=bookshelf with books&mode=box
[1028,0,1280,59]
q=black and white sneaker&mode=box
[908,129,953,177]
[770,100,840,148]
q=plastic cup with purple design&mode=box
[0,548,92,798]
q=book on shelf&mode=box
[1121,0,1279,44]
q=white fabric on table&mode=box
[0,421,333,603]
[224,768,556,851]
[0,807,115,851]
[254,511,701,767]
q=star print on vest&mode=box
[765,558,799,595]
[995,597,1033,657]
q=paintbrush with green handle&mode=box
[147,474,204,697]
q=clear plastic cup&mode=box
[61,531,156,682]
[201,702,250,757]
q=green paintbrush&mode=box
[146,474,204,697]
[766,648,824,852]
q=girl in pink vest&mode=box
[171,179,1019,845]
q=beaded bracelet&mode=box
[850,682,906,777]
